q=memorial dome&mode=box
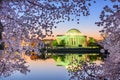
[66,28,82,35]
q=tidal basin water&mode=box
[1,53,102,80]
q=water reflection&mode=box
[28,53,103,80]
[28,53,103,70]
[52,54,103,67]
[1,53,103,80]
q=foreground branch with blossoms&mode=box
[0,51,30,77]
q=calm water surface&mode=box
[1,53,102,80]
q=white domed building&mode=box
[56,28,87,47]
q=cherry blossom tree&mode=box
[95,0,120,79]
[0,0,96,53]
[0,52,30,77]
[0,0,96,77]
[68,0,120,80]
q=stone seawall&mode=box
[47,48,100,53]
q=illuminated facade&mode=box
[56,28,87,47]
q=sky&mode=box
[52,0,115,40]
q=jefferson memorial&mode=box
[56,28,87,47]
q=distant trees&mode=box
[59,39,66,47]
[51,39,66,47]
[51,40,58,47]
[87,37,100,48]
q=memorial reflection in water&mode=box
[1,53,103,80]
